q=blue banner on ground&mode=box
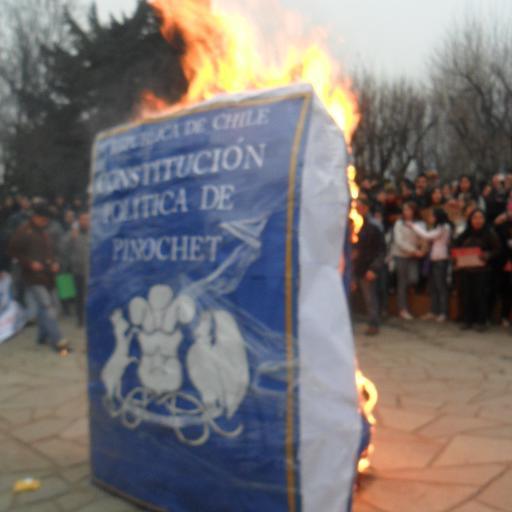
[87,85,361,512]
[0,273,25,344]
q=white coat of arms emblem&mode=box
[101,217,268,445]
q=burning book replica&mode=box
[87,84,368,512]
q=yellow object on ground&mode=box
[13,478,41,493]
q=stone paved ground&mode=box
[0,318,511,511]
[354,320,512,512]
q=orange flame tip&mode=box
[356,370,378,473]
[145,0,359,141]
[144,0,364,240]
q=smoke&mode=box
[212,0,347,75]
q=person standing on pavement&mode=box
[3,196,32,305]
[353,198,386,336]
[63,210,89,327]
[407,208,452,322]
[58,208,77,317]
[494,192,512,329]
[8,200,69,353]
[392,202,427,320]
[454,209,501,332]
[485,174,508,223]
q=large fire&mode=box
[141,0,376,474]
[146,0,360,140]
[144,0,365,238]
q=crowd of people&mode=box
[0,194,89,354]
[352,170,512,336]
[0,170,511,351]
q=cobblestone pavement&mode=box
[0,318,511,511]
[354,320,512,512]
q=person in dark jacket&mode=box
[58,208,77,317]
[353,198,386,336]
[494,193,512,329]
[3,196,32,303]
[454,209,501,332]
[486,174,507,223]
[9,200,69,353]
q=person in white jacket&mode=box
[407,208,452,322]
[392,202,426,320]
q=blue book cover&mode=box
[87,84,361,512]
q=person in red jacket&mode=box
[9,199,69,353]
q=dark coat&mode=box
[485,189,507,222]
[353,216,386,279]
[497,219,512,268]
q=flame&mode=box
[356,370,378,473]
[144,0,363,238]
[141,0,373,471]
[141,91,172,112]
[145,0,359,141]
[356,370,378,426]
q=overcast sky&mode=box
[96,0,512,78]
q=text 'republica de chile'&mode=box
[93,107,271,264]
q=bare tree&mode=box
[0,0,75,116]
[430,19,512,179]
[0,0,77,191]
[352,71,435,181]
